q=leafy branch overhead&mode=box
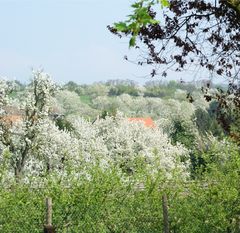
[113,0,169,47]
[110,0,240,79]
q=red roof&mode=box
[1,115,23,125]
[128,117,156,128]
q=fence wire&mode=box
[0,186,169,233]
[1,179,238,233]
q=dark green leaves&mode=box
[129,36,136,47]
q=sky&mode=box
[0,0,212,85]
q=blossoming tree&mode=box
[0,71,56,180]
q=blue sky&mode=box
[0,0,156,84]
[0,0,211,85]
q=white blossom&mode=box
[72,112,189,178]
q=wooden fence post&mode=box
[44,197,56,233]
[162,193,170,233]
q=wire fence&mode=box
[44,194,170,233]
[0,186,171,233]
[1,179,239,233]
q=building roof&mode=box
[0,115,23,125]
[128,117,156,128]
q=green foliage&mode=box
[143,80,196,99]
[0,186,45,232]
[170,143,240,233]
[194,108,223,138]
[55,117,74,132]
[108,85,139,96]
[0,166,169,233]
[206,99,240,144]
[2,146,240,233]
[114,0,169,47]
[144,85,173,98]
[170,119,195,149]
[79,95,92,105]
[99,107,117,119]
[63,81,79,92]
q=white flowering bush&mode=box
[27,119,80,177]
[92,93,205,123]
[72,112,189,178]
[72,118,109,166]
[56,90,99,120]
[0,80,10,109]
[0,72,191,183]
